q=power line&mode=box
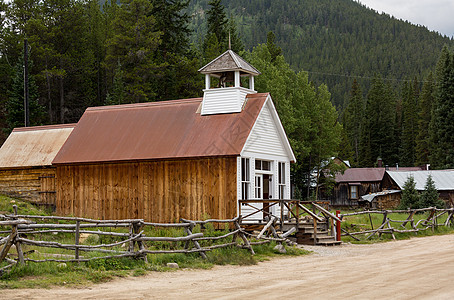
[304,70,436,84]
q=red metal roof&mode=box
[335,168,386,183]
[53,93,268,164]
[335,166,424,183]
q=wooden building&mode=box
[0,124,75,205]
[327,168,386,207]
[383,170,454,206]
[359,190,401,209]
[52,50,296,222]
[325,167,424,207]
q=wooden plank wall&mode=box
[0,168,55,203]
[327,182,382,207]
[56,157,237,222]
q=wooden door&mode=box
[39,174,56,207]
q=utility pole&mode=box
[24,39,30,127]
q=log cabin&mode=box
[52,50,296,222]
[0,124,75,206]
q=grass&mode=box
[0,195,49,216]
[340,209,454,243]
[0,194,309,289]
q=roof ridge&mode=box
[13,123,77,132]
[87,98,203,112]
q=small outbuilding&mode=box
[0,124,75,205]
[52,50,295,222]
[359,190,401,209]
[383,170,454,206]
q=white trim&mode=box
[205,74,211,90]
[234,71,240,87]
[285,161,291,199]
[240,94,296,162]
[236,156,241,217]
[242,151,289,162]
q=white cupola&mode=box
[198,50,261,115]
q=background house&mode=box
[383,170,454,207]
[325,166,424,207]
[52,50,295,222]
[0,124,75,206]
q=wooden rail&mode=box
[340,207,454,241]
[238,199,341,244]
[0,206,290,271]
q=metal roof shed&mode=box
[0,124,75,204]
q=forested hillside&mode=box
[188,0,454,108]
[1,0,454,198]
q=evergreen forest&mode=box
[1,0,454,197]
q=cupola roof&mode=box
[198,50,261,76]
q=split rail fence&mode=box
[340,207,454,241]
[0,205,293,273]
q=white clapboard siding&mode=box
[201,87,253,115]
[242,102,287,158]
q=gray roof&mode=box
[198,50,261,76]
[386,170,454,191]
[360,190,401,203]
[0,124,75,168]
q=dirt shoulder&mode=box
[3,234,454,299]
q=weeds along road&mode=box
[4,234,454,299]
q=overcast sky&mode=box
[357,0,454,37]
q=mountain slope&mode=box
[188,0,454,108]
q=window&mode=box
[255,175,262,199]
[241,158,250,200]
[278,162,286,199]
[255,160,271,171]
[350,186,358,199]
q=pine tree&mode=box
[202,0,243,60]
[266,31,281,63]
[419,175,445,208]
[5,51,44,134]
[430,48,454,168]
[105,0,163,103]
[149,0,201,100]
[415,72,435,166]
[343,79,364,166]
[360,74,396,167]
[398,176,420,209]
[400,78,419,166]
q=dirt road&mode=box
[3,234,454,299]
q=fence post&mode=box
[134,221,147,262]
[182,221,207,259]
[12,205,25,265]
[75,221,80,261]
[235,216,255,255]
[336,210,341,242]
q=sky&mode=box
[357,0,454,37]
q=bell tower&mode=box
[198,50,261,115]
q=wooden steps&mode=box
[295,222,341,246]
[242,220,342,246]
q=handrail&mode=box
[297,203,324,222]
[312,202,342,222]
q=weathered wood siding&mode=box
[0,168,56,204]
[326,182,382,207]
[372,193,401,210]
[56,157,237,222]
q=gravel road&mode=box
[3,234,454,299]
